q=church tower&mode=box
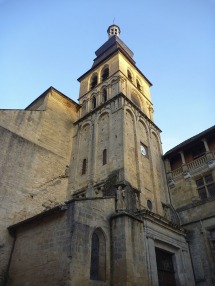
[68,25,168,216]
[4,25,196,286]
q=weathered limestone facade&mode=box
[0,88,79,281]
[0,24,206,285]
[7,200,194,286]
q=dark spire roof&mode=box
[78,25,152,86]
[92,34,134,67]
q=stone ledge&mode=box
[110,210,143,223]
[176,197,215,212]
[8,204,68,234]
[136,209,186,235]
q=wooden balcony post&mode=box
[201,138,209,152]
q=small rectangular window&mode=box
[196,174,215,200]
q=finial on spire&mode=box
[107,24,121,38]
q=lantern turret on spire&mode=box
[107,24,121,38]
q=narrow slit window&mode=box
[92,96,97,109]
[136,79,141,91]
[127,70,132,81]
[103,149,107,165]
[102,88,107,103]
[82,158,87,175]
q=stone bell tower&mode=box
[68,25,169,216]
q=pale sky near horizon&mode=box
[0,0,214,153]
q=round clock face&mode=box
[141,145,146,156]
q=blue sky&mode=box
[0,0,214,153]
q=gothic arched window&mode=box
[90,228,106,281]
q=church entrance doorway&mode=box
[155,247,177,286]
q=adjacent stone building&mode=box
[163,125,215,285]
[0,25,213,285]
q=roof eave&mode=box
[163,125,215,158]
[8,205,68,234]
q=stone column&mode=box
[181,249,196,286]
[164,158,171,173]
[179,151,190,177]
[202,138,209,152]
[111,214,146,286]
[108,83,112,99]
[179,151,186,164]
[202,138,213,161]
[146,235,159,286]
[148,106,154,121]
[164,159,173,182]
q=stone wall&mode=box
[7,196,115,286]
[176,202,215,285]
[7,208,70,286]
[68,96,124,195]
[69,91,169,219]
[6,196,197,286]
[0,88,79,278]
[168,169,215,210]
[123,101,168,215]
[111,213,147,286]
[178,199,215,225]
[185,218,215,286]
[68,197,115,286]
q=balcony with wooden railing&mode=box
[187,154,207,170]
